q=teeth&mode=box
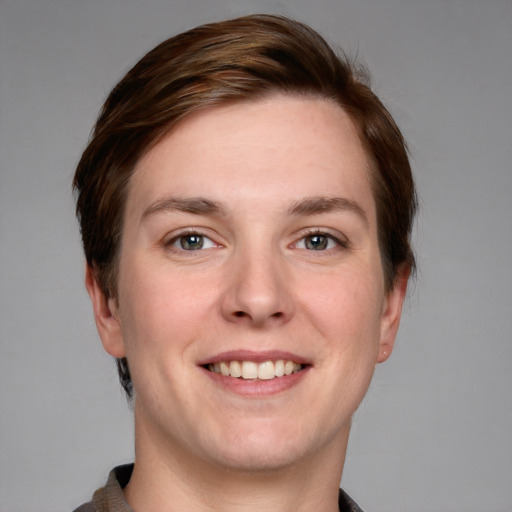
[220,361,230,376]
[208,359,304,380]
[241,361,258,379]
[230,360,242,377]
[258,361,274,380]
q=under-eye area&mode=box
[205,360,307,380]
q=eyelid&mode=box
[292,228,349,250]
[162,226,348,252]
[164,228,222,252]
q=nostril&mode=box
[233,310,284,320]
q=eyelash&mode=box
[164,228,348,254]
[165,229,217,253]
[294,229,348,252]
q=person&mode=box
[72,13,416,512]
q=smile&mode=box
[207,360,303,380]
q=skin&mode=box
[86,95,409,512]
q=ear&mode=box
[377,265,410,363]
[85,262,126,358]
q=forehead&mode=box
[127,95,375,220]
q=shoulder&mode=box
[339,488,366,512]
[72,502,95,512]
[71,464,134,512]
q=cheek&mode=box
[302,269,384,356]
[116,261,219,357]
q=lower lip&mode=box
[201,366,310,396]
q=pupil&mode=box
[181,234,203,250]
[306,235,328,250]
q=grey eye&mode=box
[304,234,330,250]
[179,234,205,250]
[168,231,217,252]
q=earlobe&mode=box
[377,266,410,363]
[85,262,126,358]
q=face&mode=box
[88,95,407,474]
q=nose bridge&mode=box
[222,233,292,326]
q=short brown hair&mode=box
[74,14,417,397]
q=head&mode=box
[74,14,416,398]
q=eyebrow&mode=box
[142,197,227,219]
[287,196,368,226]
[141,195,368,225]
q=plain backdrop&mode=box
[1,1,511,511]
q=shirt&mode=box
[73,464,364,512]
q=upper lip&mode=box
[197,350,311,366]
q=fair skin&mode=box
[86,95,408,512]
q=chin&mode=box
[209,445,306,473]
[199,420,329,473]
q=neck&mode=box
[124,411,349,512]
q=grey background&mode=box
[1,1,511,511]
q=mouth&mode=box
[205,360,305,381]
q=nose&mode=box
[221,245,294,327]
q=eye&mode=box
[295,232,345,251]
[169,232,217,251]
